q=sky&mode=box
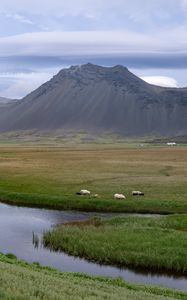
[0,0,187,98]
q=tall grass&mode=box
[43,214,187,275]
[0,253,186,300]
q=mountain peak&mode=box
[0,63,186,136]
[112,65,128,71]
[54,63,141,87]
[65,63,129,73]
[78,63,129,72]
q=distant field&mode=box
[0,144,186,213]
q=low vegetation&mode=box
[0,145,186,213]
[43,214,187,275]
[0,143,186,299]
[0,252,186,300]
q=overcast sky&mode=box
[0,0,187,98]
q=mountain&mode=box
[0,96,10,103]
[0,97,16,108]
[0,63,186,136]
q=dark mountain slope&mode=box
[0,63,186,136]
[0,97,10,103]
[0,96,17,109]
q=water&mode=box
[0,202,186,291]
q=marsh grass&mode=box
[0,252,186,300]
[32,232,40,248]
[43,214,187,275]
[0,145,186,213]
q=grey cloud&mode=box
[1,54,187,72]
[0,31,186,57]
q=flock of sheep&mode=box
[76,189,144,199]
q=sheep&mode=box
[114,193,126,200]
[76,189,91,196]
[132,191,144,196]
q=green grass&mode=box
[0,253,186,300]
[43,214,187,275]
[0,145,186,213]
[0,143,187,299]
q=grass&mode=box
[43,214,187,275]
[0,145,186,213]
[0,143,187,298]
[0,252,186,300]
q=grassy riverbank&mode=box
[43,214,187,275]
[0,253,186,300]
[0,145,186,213]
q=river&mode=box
[0,202,186,291]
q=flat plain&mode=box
[0,143,186,213]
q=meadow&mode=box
[0,253,186,300]
[0,142,187,299]
[43,214,187,274]
[0,144,186,213]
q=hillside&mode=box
[0,96,16,109]
[0,63,186,136]
[1,253,186,300]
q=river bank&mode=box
[0,253,187,300]
[0,202,187,291]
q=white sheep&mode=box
[77,189,91,196]
[132,191,144,196]
[114,193,126,200]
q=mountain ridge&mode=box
[0,63,186,136]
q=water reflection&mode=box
[32,232,39,249]
[0,202,186,291]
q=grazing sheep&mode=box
[132,191,144,196]
[93,194,99,198]
[114,193,126,200]
[77,189,91,196]
[167,142,176,146]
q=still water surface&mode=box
[0,202,186,291]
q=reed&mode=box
[43,214,187,274]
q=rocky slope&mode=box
[0,63,186,136]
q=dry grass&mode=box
[0,145,186,212]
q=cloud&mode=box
[0,30,186,58]
[0,69,59,98]
[0,0,186,38]
[181,0,187,10]
[0,0,150,15]
[0,0,186,36]
[0,31,155,56]
[0,0,183,18]
[0,0,186,98]
[5,13,34,25]
[0,1,186,63]
[141,76,178,87]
